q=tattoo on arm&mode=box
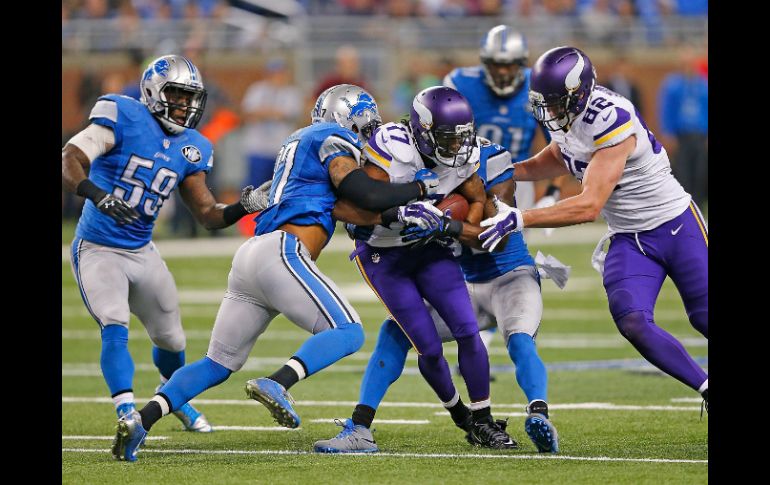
[328,156,361,188]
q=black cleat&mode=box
[465,417,518,450]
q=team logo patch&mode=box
[371,253,380,264]
[181,145,202,163]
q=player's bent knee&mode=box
[148,330,186,353]
[336,321,365,355]
[614,311,650,342]
[607,288,643,321]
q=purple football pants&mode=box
[603,202,708,391]
[354,241,490,403]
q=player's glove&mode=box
[478,196,523,252]
[414,168,440,200]
[240,179,272,213]
[401,209,463,248]
[95,194,141,225]
[345,223,374,241]
[381,200,443,230]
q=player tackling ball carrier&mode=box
[478,47,708,409]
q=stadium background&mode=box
[61,1,708,483]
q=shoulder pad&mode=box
[590,106,634,148]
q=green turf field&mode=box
[61,224,708,484]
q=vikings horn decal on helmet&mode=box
[409,86,476,168]
[479,25,529,97]
[528,46,596,132]
[140,55,208,135]
[311,84,383,142]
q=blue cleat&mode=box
[112,411,148,462]
[116,402,136,419]
[313,419,379,453]
[173,402,213,433]
[245,378,300,428]
[524,400,559,453]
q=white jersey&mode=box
[549,86,691,232]
[362,122,480,247]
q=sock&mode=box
[152,346,186,380]
[359,318,412,409]
[351,404,376,428]
[139,395,170,432]
[507,333,548,402]
[157,356,231,412]
[444,392,471,428]
[293,321,364,376]
[268,357,306,390]
[470,404,491,423]
[100,325,134,396]
[527,399,549,419]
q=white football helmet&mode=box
[479,25,529,97]
[140,55,207,135]
[311,84,382,142]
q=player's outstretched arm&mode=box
[522,136,635,228]
[512,141,570,182]
[178,172,258,230]
[329,156,438,211]
[62,125,140,225]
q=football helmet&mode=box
[410,86,476,168]
[140,55,207,135]
[479,25,529,97]
[311,84,382,142]
[529,46,596,132]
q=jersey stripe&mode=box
[71,238,104,329]
[593,120,632,146]
[90,99,118,123]
[689,202,708,246]
[364,146,391,168]
[295,241,357,324]
[279,233,335,327]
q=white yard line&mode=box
[62,396,699,411]
[308,419,429,424]
[61,447,706,464]
[213,426,297,431]
[62,435,167,440]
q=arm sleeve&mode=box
[66,123,116,162]
[336,169,421,212]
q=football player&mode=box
[315,134,562,453]
[62,55,263,434]
[314,86,517,452]
[478,47,709,411]
[111,84,444,462]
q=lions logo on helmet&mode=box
[311,84,382,142]
[140,55,208,135]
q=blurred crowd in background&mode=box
[62,0,707,238]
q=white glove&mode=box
[478,196,523,252]
[240,179,273,212]
[534,251,571,289]
[397,200,444,230]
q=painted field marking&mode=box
[214,426,297,431]
[62,397,700,412]
[61,447,707,464]
[309,419,429,425]
[62,435,167,440]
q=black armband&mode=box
[380,207,400,228]
[445,219,463,238]
[337,169,422,212]
[76,179,107,203]
[544,184,560,198]
[223,201,248,225]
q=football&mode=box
[436,193,469,221]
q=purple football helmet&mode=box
[529,46,596,131]
[409,86,476,168]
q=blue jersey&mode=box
[255,122,363,246]
[76,94,213,249]
[458,142,534,283]
[445,66,547,162]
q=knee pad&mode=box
[607,288,639,321]
[336,321,365,355]
[614,311,650,342]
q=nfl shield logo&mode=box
[163,139,170,149]
[371,253,380,264]
[181,145,202,163]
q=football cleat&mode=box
[313,418,379,453]
[173,402,213,433]
[116,402,136,419]
[112,410,148,462]
[245,377,301,428]
[525,399,559,453]
[466,417,518,450]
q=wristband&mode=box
[380,207,400,227]
[76,179,107,202]
[223,202,248,225]
[445,219,463,238]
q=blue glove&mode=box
[414,168,440,200]
[345,223,374,241]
